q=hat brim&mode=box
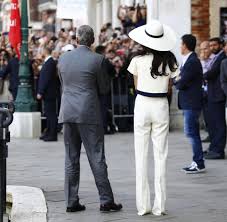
[129,24,177,51]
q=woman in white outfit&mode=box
[127,20,179,216]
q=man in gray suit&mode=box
[58,25,122,213]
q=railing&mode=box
[111,76,135,132]
[0,102,14,222]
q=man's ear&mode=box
[91,36,95,45]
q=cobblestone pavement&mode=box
[6,131,227,222]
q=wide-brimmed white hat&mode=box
[128,20,177,51]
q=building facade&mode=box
[87,0,227,129]
[87,0,153,35]
[1,0,227,129]
[88,0,227,43]
[0,0,11,32]
[0,0,227,41]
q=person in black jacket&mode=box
[0,50,19,100]
[37,46,58,142]
[203,38,226,159]
[175,34,205,174]
[95,45,115,134]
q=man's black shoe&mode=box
[204,151,225,159]
[40,135,48,140]
[100,203,123,212]
[66,204,86,212]
[43,136,58,142]
[40,128,48,140]
[201,136,210,143]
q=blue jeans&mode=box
[183,110,204,168]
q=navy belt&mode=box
[136,90,168,98]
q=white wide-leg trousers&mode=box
[134,95,169,216]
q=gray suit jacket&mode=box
[58,46,111,124]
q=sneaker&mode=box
[182,161,196,171]
[182,162,206,174]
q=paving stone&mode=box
[6,131,227,222]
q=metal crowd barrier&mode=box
[37,76,135,133]
[111,75,135,132]
[0,102,14,222]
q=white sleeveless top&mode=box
[127,55,179,94]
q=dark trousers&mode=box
[100,95,109,130]
[202,93,209,131]
[183,110,204,168]
[10,88,18,101]
[208,101,226,155]
[63,123,114,207]
[44,99,58,138]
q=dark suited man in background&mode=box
[204,38,226,159]
[175,34,205,174]
[0,49,19,100]
[95,45,115,134]
[37,46,58,142]
[58,25,122,213]
[220,42,227,129]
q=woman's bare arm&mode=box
[134,76,138,89]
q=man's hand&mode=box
[37,94,42,100]
[174,75,181,82]
[172,75,181,85]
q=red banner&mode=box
[9,0,21,59]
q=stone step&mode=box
[6,186,47,222]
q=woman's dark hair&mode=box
[132,46,178,79]
[136,5,143,21]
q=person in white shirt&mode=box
[127,20,178,216]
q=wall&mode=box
[191,0,210,45]
[159,0,191,59]
[29,0,40,21]
[158,0,191,129]
[210,0,227,38]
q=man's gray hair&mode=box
[77,25,95,47]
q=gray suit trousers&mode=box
[64,123,114,207]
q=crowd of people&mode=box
[0,23,137,138]
[1,2,227,218]
[0,3,149,136]
[0,27,78,140]
[1,2,227,146]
